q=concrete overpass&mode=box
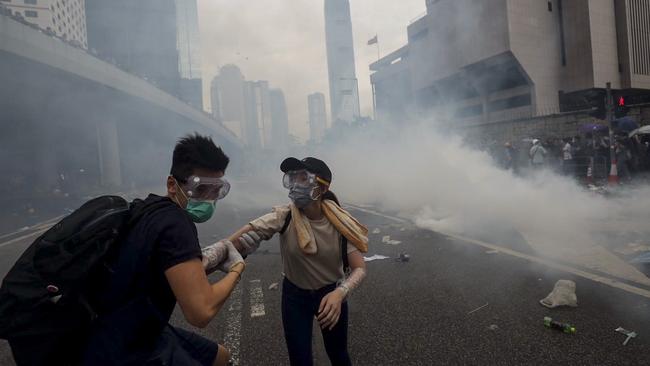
[0,14,243,195]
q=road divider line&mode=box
[348,204,650,300]
[224,285,242,366]
[0,227,49,249]
[0,214,63,241]
[344,204,408,223]
[249,279,266,318]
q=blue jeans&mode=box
[282,278,352,366]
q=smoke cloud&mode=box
[310,121,650,285]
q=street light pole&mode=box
[606,82,618,185]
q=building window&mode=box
[24,10,38,17]
[24,0,37,4]
[487,94,532,112]
[547,1,552,12]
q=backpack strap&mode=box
[279,211,292,235]
[341,235,350,274]
[128,198,174,227]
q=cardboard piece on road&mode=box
[540,280,578,308]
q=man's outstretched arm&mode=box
[166,257,244,328]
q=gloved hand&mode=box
[217,240,245,273]
[238,230,265,256]
[202,240,228,274]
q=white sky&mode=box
[197,0,426,141]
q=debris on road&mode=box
[540,280,577,308]
[630,251,650,264]
[395,252,410,262]
[615,327,637,345]
[381,235,402,245]
[488,324,499,331]
[485,249,499,254]
[372,228,381,234]
[543,317,577,334]
[615,242,650,256]
[268,282,279,291]
[364,254,390,262]
[467,302,489,315]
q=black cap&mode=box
[280,157,332,185]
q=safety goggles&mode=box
[282,170,329,189]
[179,175,230,201]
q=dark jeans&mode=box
[282,278,352,366]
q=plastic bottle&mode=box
[543,316,576,334]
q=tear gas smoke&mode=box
[309,121,650,284]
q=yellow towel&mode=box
[290,203,318,254]
[322,200,369,253]
[291,200,369,254]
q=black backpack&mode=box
[0,195,171,366]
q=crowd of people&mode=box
[494,128,650,183]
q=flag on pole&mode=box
[367,35,378,45]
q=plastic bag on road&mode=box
[540,280,577,308]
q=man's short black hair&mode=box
[170,134,229,182]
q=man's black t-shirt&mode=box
[136,194,202,319]
[83,194,203,363]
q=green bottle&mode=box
[544,317,576,334]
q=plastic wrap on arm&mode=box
[337,267,366,298]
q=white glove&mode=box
[202,240,228,274]
[238,230,265,256]
[217,240,245,273]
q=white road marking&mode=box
[0,214,63,241]
[348,204,650,300]
[223,285,242,366]
[343,204,408,223]
[0,227,49,249]
[249,279,266,318]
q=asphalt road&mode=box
[0,201,649,365]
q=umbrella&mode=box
[613,116,639,132]
[579,123,608,133]
[628,125,650,138]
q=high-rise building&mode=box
[308,92,328,143]
[370,0,650,125]
[2,0,87,48]
[248,81,273,148]
[270,89,290,147]
[211,66,285,149]
[211,65,247,139]
[324,0,360,124]
[175,0,202,109]
[86,0,180,98]
[242,81,266,149]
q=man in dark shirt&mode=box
[82,134,244,366]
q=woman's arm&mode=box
[317,250,367,330]
[228,224,255,252]
[337,251,367,297]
